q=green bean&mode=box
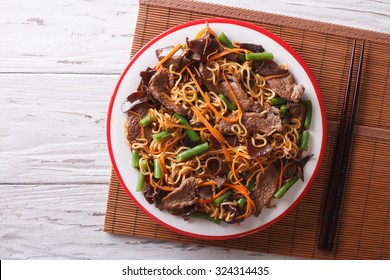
[176,142,209,162]
[173,113,200,142]
[218,94,237,111]
[248,181,256,192]
[273,175,299,199]
[280,104,287,115]
[304,100,312,129]
[237,197,247,209]
[136,159,148,192]
[271,97,287,106]
[299,130,310,151]
[153,158,163,179]
[132,150,140,168]
[136,173,145,192]
[245,52,274,60]
[152,131,172,141]
[139,114,154,127]
[190,212,221,224]
[214,190,233,207]
[218,32,235,49]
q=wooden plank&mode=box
[0,0,137,74]
[0,74,114,184]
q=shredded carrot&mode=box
[256,158,265,174]
[208,48,249,61]
[159,156,167,178]
[223,182,255,219]
[221,145,232,162]
[155,43,182,70]
[230,154,256,217]
[198,198,213,204]
[199,181,217,187]
[187,68,240,123]
[192,107,225,144]
[212,186,232,200]
[194,25,219,39]
[278,158,284,189]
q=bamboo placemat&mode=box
[104,0,390,259]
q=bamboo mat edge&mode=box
[140,0,390,44]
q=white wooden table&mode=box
[1,0,388,259]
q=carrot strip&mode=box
[208,48,249,61]
[256,158,265,174]
[155,44,182,70]
[192,107,225,143]
[278,158,284,189]
[187,68,240,123]
[199,181,217,187]
[158,156,167,178]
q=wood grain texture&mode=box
[1,0,388,259]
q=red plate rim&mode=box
[106,17,327,240]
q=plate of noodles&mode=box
[107,18,326,240]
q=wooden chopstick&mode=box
[318,39,365,251]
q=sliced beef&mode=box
[251,164,280,217]
[267,73,305,103]
[126,104,152,142]
[198,186,213,201]
[157,177,198,215]
[246,138,273,158]
[148,68,192,117]
[239,43,265,53]
[216,107,282,136]
[205,157,229,176]
[253,60,289,77]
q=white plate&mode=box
[107,18,326,240]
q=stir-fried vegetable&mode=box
[174,113,200,142]
[245,52,274,60]
[176,142,209,162]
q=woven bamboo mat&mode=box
[104,0,390,259]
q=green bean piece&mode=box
[136,173,145,192]
[273,175,299,199]
[304,100,313,129]
[237,197,247,209]
[299,130,310,151]
[132,150,140,168]
[214,190,233,207]
[218,94,237,111]
[153,158,163,179]
[139,158,148,170]
[280,104,287,115]
[271,97,288,106]
[190,212,221,224]
[173,113,200,142]
[248,181,256,192]
[176,142,209,162]
[136,159,148,192]
[218,32,235,49]
[139,114,154,127]
[245,52,274,61]
[152,131,172,141]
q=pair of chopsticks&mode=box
[318,39,365,251]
